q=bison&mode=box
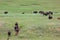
[39,11,44,14]
[33,11,38,14]
[39,11,50,16]
[39,11,53,16]
[48,15,53,19]
[43,12,50,16]
[4,11,8,14]
[49,11,53,15]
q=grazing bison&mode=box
[44,12,50,16]
[39,11,46,16]
[4,11,8,14]
[33,11,38,14]
[43,11,53,16]
[39,11,53,16]
[49,11,53,15]
[48,15,53,19]
[39,11,49,16]
[39,11,44,14]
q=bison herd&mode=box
[4,11,53,19]
[33,11,53,19]
[33,11,53,15]
[39,11,53,16]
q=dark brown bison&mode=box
[39,11,53,16]
[33,11,38,14]
[44,12,50,16]
[7,30,11,40]
[39,11,44,14]
[4,11,8,14]
[39,11,46,16]
[48,15,53,19]
[39,11,50,16]
[49,11,53,15]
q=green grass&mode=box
[0,0,60,13]
[0,0,60,40]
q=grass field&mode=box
[0,0,60,40]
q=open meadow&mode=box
[0,0,60,40]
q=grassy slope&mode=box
[0,0,60,40]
